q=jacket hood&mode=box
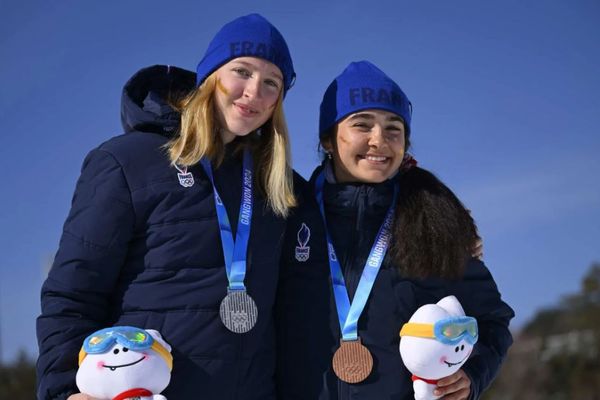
[121,65,196,136]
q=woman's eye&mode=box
[386,127,403,137]
[233,68,251,77]
[265,79,280,89]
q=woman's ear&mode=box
[321,137,334,154]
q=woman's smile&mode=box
[234,102,260,117]
[323,109,406,183]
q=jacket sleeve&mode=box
[447,259,515,400]
[36,148,135,400]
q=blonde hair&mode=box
[167,73,296,217]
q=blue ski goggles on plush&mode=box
[78,326,172,369]
[400,316,479,345]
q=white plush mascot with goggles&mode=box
[76,326,172,400]
[399,296,478,400]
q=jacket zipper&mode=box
[345,186,367,302]
[337,187,366,400]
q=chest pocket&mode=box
[389,269,419,324]
[129,176,224,270]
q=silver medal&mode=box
[219,290,258,333]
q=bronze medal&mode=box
[332,338,373,383]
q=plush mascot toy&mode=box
[399,296,478,400]
[76,326,173,400]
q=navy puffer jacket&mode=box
[276,165,514,400]
[37,65,286,400]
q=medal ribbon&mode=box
[315,171,398,341]
[201,150,253,291]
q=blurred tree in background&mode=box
[483,263,600,400]
[0,349,36,399]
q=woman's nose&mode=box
[368,125,384,146]
[243,78,261,99]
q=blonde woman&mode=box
[37,14,296,400]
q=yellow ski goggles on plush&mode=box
[78,326,173,370]
[400,316,478,345]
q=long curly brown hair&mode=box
[388,166,479,279]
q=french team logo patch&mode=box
[295,223,311,262]
[175,165,194,188]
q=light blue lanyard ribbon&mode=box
[201,150,253,291]
[315,171,398,341]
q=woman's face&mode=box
[213,57,283,143]
[322,109,406,183]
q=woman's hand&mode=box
[434,369,471,399]
[67,394,99,400]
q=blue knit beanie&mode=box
[196,13,296,94]
[319,61,412,137]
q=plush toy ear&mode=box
[146,329,172,352]
[436,295,465,317]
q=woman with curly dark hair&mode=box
[276,61,514,400]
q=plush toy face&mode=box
[399,296,477,380]
[76,327,171,399]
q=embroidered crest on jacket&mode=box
[295,223,311,262]
[175,164,194,188]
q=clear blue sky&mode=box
[1,0,599,363]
